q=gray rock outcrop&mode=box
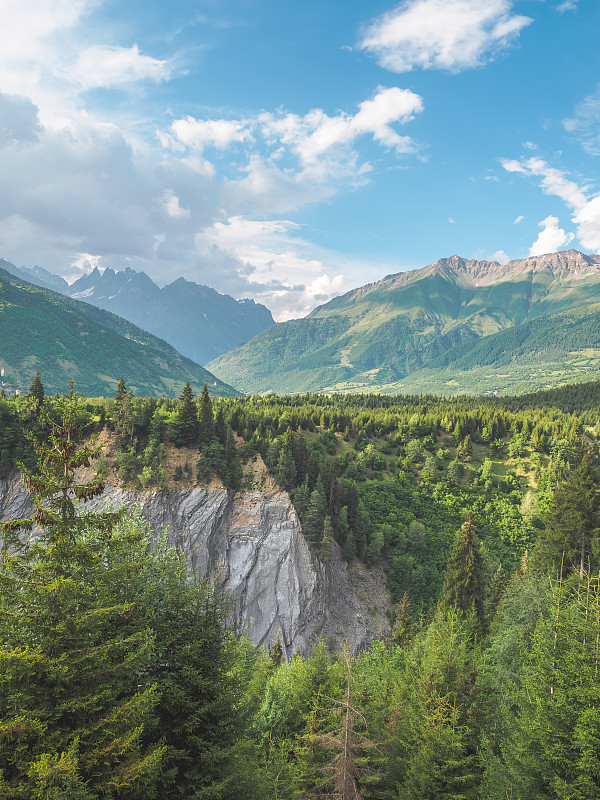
[0,470,390,655]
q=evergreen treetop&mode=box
[441,512,485,632]
[28,369,45,407]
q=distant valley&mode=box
[1,259,274,366]
[0,264,238,398]
[208,249,600,396]
[3,249,600,400]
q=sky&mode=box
[0,0,599,320]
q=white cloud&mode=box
[294,87,423,162]
[529,216,574,256]
[162,190,191,219]
[501,155,600,251]
[491,249,510,264]
[193,215,393,321]
[502,157,588,209]
[167,87,424,167]
[169,117,251,151]
[360,0,532,73]
[563,85,600,156]
[573,196,600,253]
[66,44,172,89]
[166,87,423,216]
[0,5,423,320]
[0,93,42,145]
[557,0,579,11]
[196,216,344,320]
[513,215,524,224]
[0,0,95,63]
[255,86,424,165]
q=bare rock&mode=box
[0,470,390,655]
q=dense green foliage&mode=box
[0,390,244,798]
[207,252,600,396]
[0,266,238,397]
[1,380,600,798]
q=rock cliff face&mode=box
[0,470,390,655]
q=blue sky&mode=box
[0,0,599,319]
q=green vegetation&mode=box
[207,252,600,396]
[2,379,600,797]
[0,266,239,398]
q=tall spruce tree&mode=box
[176,379,200,447]
[532,448,600,578]
[198,384,214,447]
[441,513,485,632]
[0,387,164,797]
[28,369,45,407]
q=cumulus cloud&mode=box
[196,216,349,320]
[161,190,191,220]
[283,87,424,162]
[167,87,423,167]
[529,216,574,256]
[0,93,42,145]
[165,87,423,216]
[0,4,421,320]
[360,0,532,73]
[168,117,251,151]
[491,249,510,264]
[66,44,172,89]
[501,156,588,209]
[501,155,600,252]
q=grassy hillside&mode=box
[208,250,600,396]
[0,267,240,397]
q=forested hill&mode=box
[207,249,600,396]
[0,266,240,397]
[2,380,600,797]
[0,257,275,366]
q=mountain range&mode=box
[0,259,274,366]
[207,250,600,396]
[0,264,239,398]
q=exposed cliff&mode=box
[0,468,390,656]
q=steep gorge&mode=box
[0,469,390,655]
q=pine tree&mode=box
[441,513,485,632]
[143,558,243,800]
[0,387,164,796]
[114,375,127,404]
[198,384,214,447]
[503,576,600,800]
[270,634,284,667]
[214,405,227,446]
[28,369,45,407]
[176,379,199,447]
[277,446,297,492]
[532,448,600,578]
[293,478,311,522]
[309,646,373,800]
[305,479,328,544]
[113,377,135,447]
[392,593,415,648]
[335,505,350,548]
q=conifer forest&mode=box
[2,376,600,799]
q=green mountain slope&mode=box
[207,250,600,396]
[0,267,240,397]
